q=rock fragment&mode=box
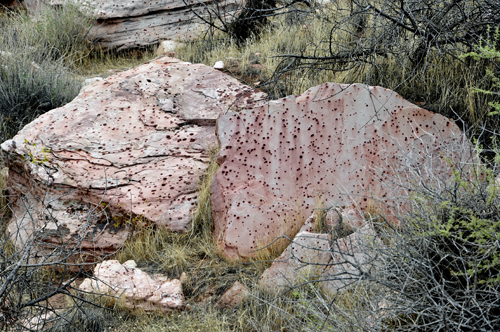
[215,281,248,309]
[214,61,225,70]
[157,40,181,57]
[258,224,379,296]
[79,260,185,312]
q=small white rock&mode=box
[122,260,137,269]
[213,61,224,70]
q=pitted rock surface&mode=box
[211,83,465,259]
[2,57,266,257]
[27,0,242,51]
[7,191,128,266]
[79,260,185,312]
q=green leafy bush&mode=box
[371,151,500,331]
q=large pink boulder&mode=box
[1,57,266,260]
[211,83,465,259]
[79,260,185,312]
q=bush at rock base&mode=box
[0,2,94,142]
[269,136,500,332]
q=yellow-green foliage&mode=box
[73,46,158,78]
[461,26,500,116]
[423,164,500,285]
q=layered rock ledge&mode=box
[26,0,242,50]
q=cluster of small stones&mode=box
[1,57,266,257]
[79,260,185,312]
[211,83,466,259]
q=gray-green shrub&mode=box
[0,2,94,143]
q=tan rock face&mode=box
[27,0,242,51]
[2,57,266,260]
[258,224,379,296]
[211,83,465,259]
[79,260,184,312]
[215,281,248,309]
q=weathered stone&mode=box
[2,57,266,260]
[26,0,242,51]
[215,281,248,309]
[7,191,128,267]
[211,83,466,259]
[213,61,225,70]
[79,260,184,312]
[258,224,379,295]
[179,272,189,284]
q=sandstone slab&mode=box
[79,260,184,312]
[258,224,379,295]
[211,83,466,259]
[2,57,266,260]
[27,0,242,51]
[215,281,248,309]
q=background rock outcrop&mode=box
[26,0,242,50]
[2,57,265,260]
[211,83,466,259]
[0,0,20,9]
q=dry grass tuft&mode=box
[113,149,265,308]
[72,47,158,78]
